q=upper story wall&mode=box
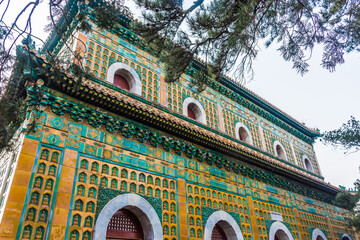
[62,17,322,178]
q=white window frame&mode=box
[106,62,142,95]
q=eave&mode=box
[32,69,339,200]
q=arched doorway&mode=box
[274,229,290,240]
[94,193,162,240]
[204,210,243,240]
[211,222,228,240]
[106,209,143,240]
[311,228,327,240]
[269,221,294,240]
[341,234,352,240]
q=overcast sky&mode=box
[2,0,359,189]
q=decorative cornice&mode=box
[26,86,339,204]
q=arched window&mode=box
[106,62,142,95]
[302,155,314,172]
[235,122,253,145]
[182,97,207,124]
[274,141,287,161]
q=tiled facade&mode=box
[0,2,356,240]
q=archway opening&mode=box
[94,193,162,240]
[342,237,350,240]
[106,209,143,240]
[238,127,250,143]
[275,144,286,160]
[114,73,130,90]
[187,104,197,120]
[187,103,201,121]
[304,158,313,172]
[316,236,324,240]
[211,223,228,240]
[274,229,290,240]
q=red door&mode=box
[106,209,143,240]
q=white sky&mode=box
[2,0,359,189]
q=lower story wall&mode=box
[0,111,356,240]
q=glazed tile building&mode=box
[0,1,357,240]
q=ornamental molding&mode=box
[26,87,338,204]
